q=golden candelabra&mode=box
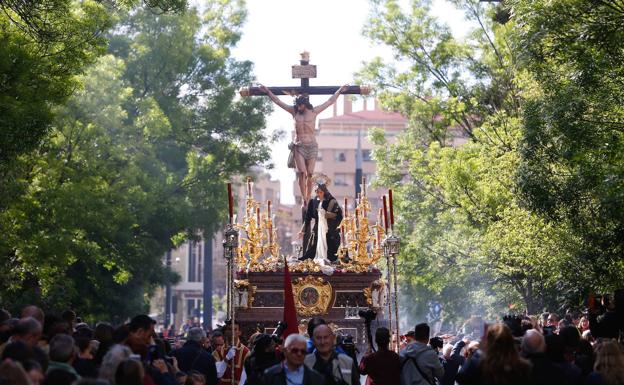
[234,176,384,274]
[337,177,384,272]
[234,177,282,272]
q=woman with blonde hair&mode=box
[586,340,624,385]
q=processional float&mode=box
[223,176,402,352]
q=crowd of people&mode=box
[0,289,622,385]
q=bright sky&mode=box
[230,0,470,204]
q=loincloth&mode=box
[294,142,318,161]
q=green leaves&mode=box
[512,0,624,294]
[363,0,607,320]
[0,2,273,320]
[0,1,109,167]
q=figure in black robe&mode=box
[299,183,342,262]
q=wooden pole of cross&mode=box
[239,51,371,97]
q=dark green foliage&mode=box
[0,3,273,321]
[360,0,613,321]
[513,0,624,294]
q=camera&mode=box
[336,334,357,363]
[270,321,287,344]
[358,308,377,323]
[272,321,287,338]
[429,336,443,350]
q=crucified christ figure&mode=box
[259,84,349,206]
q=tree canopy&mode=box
[0,2,273,321]
[361,0,623,322]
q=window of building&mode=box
[363,150,373,162]
[334,151,347,162]
[335,173,350,186]
[187,299,194,316]
[186,299,202,317]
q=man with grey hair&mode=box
[171,327,217,385]
[45,333,80,383]
[263,333,324,385]
[521,329,565,385]
[99,344,132,384]
[521,329,545,356]
[305,324,360,385]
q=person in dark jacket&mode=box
[521,329,566,385]
[439,337,467,385]
[359,327,400,385]
[400,323,444,385]
[262,334,324,385]
[545,333,582,385]
[244,334,279,385]
[589,289,624,340]
[171,327,217,385]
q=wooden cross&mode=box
[239,51,370,97]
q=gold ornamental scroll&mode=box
[292,276,333,317]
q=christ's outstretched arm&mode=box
[313,84,349,114]
[259,84,294,115]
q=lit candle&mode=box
[267,200,272,218]
[382,195,389,232]
[389,189,395,229]
[344,197,348,218]
[362,176,367,196]
[247,177,252,197]
[256,206,260,226]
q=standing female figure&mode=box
[300,183,342,262]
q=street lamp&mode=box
[223,224,238,320]
[382,232,401,352]
[382,234,400,256]
[223,224,239,259]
